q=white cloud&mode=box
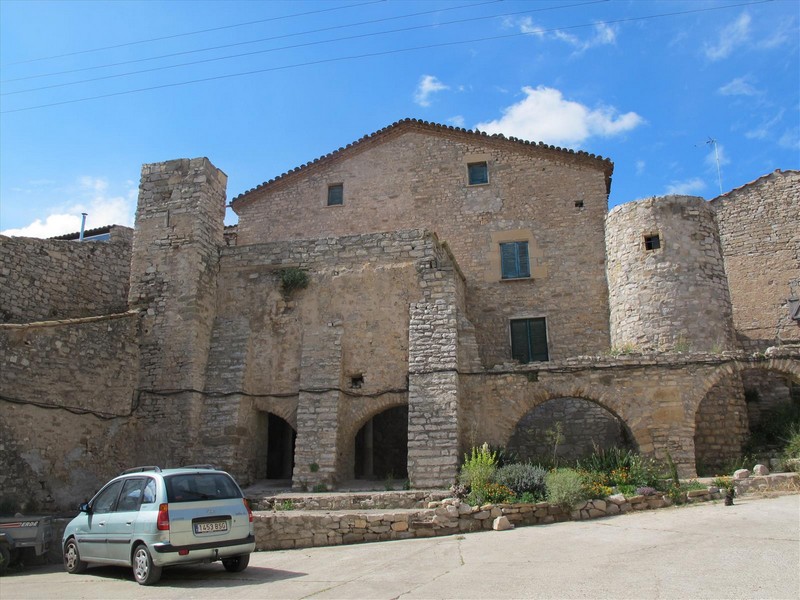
[718,77,761,96]
[779,126,800,150]
[1,176,136,238]
[635,160,646,176]
[475,86,644,147]
[520,19,617,53]
[413,75,449,107]
[665,178,706,195]
[745,110,784,140]
[705,13,750,61]
[705,143,730,169]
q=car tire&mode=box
[222,553,250,573]
[63,539,87,574]
[132,544,162,585]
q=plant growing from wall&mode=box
[280,267,309,294]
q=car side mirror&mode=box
[79,502,91,514]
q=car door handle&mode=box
[126,522,133,526]
[98,521,106,527]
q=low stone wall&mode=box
[252,473,799,551]
[249,490,450,511]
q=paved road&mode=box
[2,494,798,600]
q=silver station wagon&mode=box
[62,466,255,585]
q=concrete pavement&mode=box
[1,494,798,599]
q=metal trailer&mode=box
[0,516,53,574]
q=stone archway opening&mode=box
[507,397,634,464]
[742,369,800,452]
[258,412,296,480]
[354,405,408,480]
[695,367,800,475]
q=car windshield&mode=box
[165,473,242,502]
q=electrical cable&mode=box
[2,1,604,96]
[0,0,387,67]
[0,0,773,114]
[1,0,506,83]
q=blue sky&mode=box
[1,0,798,237]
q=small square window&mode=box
[510,317,549,363]
[468,162,488,185]
[644,234,661,251]
[500,241,530,279]
[574,200,584,208]
[327,184,343,206]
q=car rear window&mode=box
[165,473,242,502]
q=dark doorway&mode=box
[266,414,296,479]
[354,406,408,480]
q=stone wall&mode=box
[507,397,630,463]
[711,170,800,350]
[0,226,132,324]
[0,313,141,510]
[233,122,613,365]
[606,196,736,352]
[694,372,749,474]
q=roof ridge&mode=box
[710,168,798,202]
[231,118,613,204]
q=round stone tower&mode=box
[605,195,736,352]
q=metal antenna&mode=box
[706,137,723,195]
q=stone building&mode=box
[1,120,798,511]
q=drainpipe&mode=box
[79,213,88,241]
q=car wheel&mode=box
[222,553,250,573]
[132,544,162,585]
[63,539,87,574]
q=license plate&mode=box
[194,521,228,534]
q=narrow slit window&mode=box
[327,184,343,206]
[644,234,661,251]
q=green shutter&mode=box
[517,242,530,277]
[529,318,549,361]
[510,319,531,363]
[501,243,517,279]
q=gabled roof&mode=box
[231,118,614,207]
[710,169,799,203]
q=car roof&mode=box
[119,465,228,477]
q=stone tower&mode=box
[128,158,227,457]
[605,195,736,353]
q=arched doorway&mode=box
[695,368,799,475]
[507,397,634,464]
[261,413,296,480]
[354,406,408,480]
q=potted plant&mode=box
[713,476,735,505]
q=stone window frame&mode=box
[464,152,491,186]
[500,241,531,280]
[509,315,550,363]
[327,183,344,207]
[487,230,547,283]
[643,232,661,251]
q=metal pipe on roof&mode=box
[79,213,88,241]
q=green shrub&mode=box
[459,443,498,491]
[516,491,537,504]
[482,483,516,504]
[494,462,547,499]
[581,470,613,499]
[312,483,328,493]
[577,446,636,473]
[280,267,309,294]
[781,423,800,460]
[545,468,589,509]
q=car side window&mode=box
[92,480,124,514]
[142,478,157,504]
[117,478,146,512]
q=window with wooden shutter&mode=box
[510,317,549,363]
[500,241,530,279]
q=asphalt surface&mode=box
[1,494,798,600]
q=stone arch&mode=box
[506,393,636,464]
[252,410,297,481]
[346,399,409,482]
[252,397,298,430]
[497,382,641,453]
[694,358,800,474]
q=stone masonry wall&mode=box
[711,170,800,350]
[0,227,132,324]
[694,372,749,474]
[233,124,612,365]
[0,313,141,509]
[606,195,737,352]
